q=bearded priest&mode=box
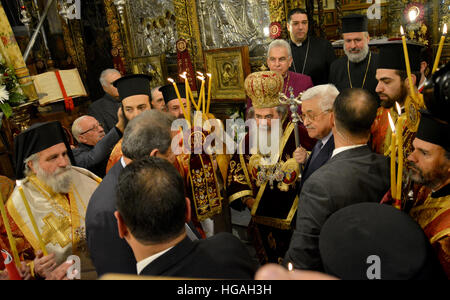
[6,121,100,279]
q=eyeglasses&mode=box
[80,122,103,135]
[299,110,331,123]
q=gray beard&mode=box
[35,165,73,194]
[345,44,369,63]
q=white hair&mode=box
[302,84,339,112]
[24,153,72,193]
[267,39,292,58]
[99,69,120,87]
[24,153,39,177]
[72,115,89,143]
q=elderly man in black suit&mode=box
[293,84,339,191]
[285,88,390,271]
[88,69,122,134]
[115,156,257,278]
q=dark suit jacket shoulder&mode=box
[86,162,137,276]
[140,233,257,279]
[285,145,390,270]
[73,127,121,177]
[88,93,120,134]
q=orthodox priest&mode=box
[371,41,424,208]
[227,71,306,264]
[407,64,450,278]
[6,121,100,279]
[287,8,336,85]
[329,14,379,98]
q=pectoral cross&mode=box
[41,213,72,248]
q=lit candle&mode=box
[288,262,294,272]
[432,23,447,74]
[400,26,416,99]
[180,73,191,123]
[168,78,188,120]
[197,75,206,113]
[0,190,21,268]
[388,113,397,201]
[206,73,212,114]
[395,103,405,210]
[16,180,48,255]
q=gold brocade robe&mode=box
[227,121,301,264]
[370,94,423,207]
[6,167,100,279]
[409,185,450,278]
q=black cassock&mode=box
[329,51,379,99]
[289,36,336,86]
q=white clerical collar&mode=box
[136,247,173,275]
[120,156,127,168]
[332,144,366,158]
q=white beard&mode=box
[344,43,369,63]
[35,164,73,194]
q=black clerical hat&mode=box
[113,74,152,101]
[416,111,450,152]
[422,62,450,123]
[14,121,75,179]
[319,203,446,280]
[159,83,186,104]
[377,42,422,72]
[342,14,368,33]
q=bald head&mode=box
[333,88,378,139]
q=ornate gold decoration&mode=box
[103,0,129,72]
[244,71,283,108]
[174,0,203,68]
[268,0,288,40]
[41,213,72,249]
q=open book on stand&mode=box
[32,68,87,106]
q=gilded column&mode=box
[173,0,203,68]
[269,0,288,40]
[0,3,37,101]
[103,0,128,73]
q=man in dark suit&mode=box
[115,156,257,279]
[285,88,390,271]
[86,110,179,276]
[88,69,122,134]
[293,84,339,190]
[71,112,124,177]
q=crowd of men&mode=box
[0,9,448,280]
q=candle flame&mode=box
[396,102,402,116]
[168,78,174,83]
[206,73,212,77]
[179,74,187,79]
[444,24,448,35]
[388,112,396,133]
[288,263,293,272]
[400,26,405,36]
[196,71,204,76]
[197,76,205,81]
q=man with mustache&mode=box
[293,84,339,192]
[227,71,307,264]
[370,42,424,206]
[71,111,125,178]
[6,121,100,279]
[407,64,450,278]
[329,15,379,99]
